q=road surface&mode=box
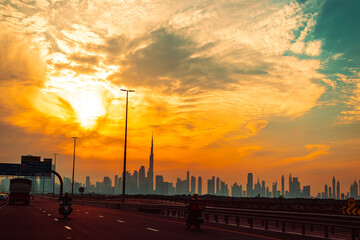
[0,198,325,240]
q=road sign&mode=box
[343,198,360,216]
[79,187,84,193]
[21,161,52,177]
[0,163,20,176]
[21,155,40,163]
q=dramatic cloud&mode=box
[0,0,359,193]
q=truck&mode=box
[9,178,32,205]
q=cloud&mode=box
[284,144,331,164]
[0,34,45,85]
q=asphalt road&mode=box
[0,198,323,240]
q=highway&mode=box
[0,198,332,240]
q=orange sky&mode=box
[0,0,359,195]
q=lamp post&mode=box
[71,137,78,196]
[121,88,135,203]
[52,153,59,196]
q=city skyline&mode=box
[1,0,360,194]
[1,138,359,199]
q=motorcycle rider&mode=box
[186,194,204,229]
[60,192,72,205]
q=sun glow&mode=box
[41,76,122,129]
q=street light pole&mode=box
[53,153,59,196]
[121,88,135,203]
[71,137,78,196]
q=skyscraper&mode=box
[147,134,154,194]
[336,180,340,199]
[247,173,253,197]
[324,184,328,199]
[139,166,146,194]
[207,177,215,195]
[86,176,91,188]
[332,176,335,199]
[289,173,292,197]
[198,177,202,195]
[281,175,284,196]
[216,177,220,195]
[191,176,196,194]
[185,171,190,193]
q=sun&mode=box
[40,76,121,129]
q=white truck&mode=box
[9,178,32,205]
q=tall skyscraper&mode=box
[289,173,293,197]
[336,180,340,199]
[281,175,284,196]
[246,173,253,197]
[332,176,335,199]
[198,177,202,195]
[147,134,154,194]
[216,177,220,195]
[324,184,328,199]
[207,176,215,195]
[139,166,146,194]
[186,171,190,193]
[191,176,196,194]
[86,176,91,188]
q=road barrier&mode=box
[37,195,360,240]
[139,204,360,240]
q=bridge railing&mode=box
[139,204,360,240]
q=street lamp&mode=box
[120,88,135,203]
[53,153,59,196]
[71,137,79,196]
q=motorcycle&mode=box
[59,202,73,218]
[185,199,205,230]
[186,209,204,230]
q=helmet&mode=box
[192,194,198,199]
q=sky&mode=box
[0,0,359,195]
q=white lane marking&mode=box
[64,226,72,230]
[85,212,89,214]
[76,210,79,212]
[116,220,125,223]
[146,228,159,232]
[48,214,51,216]
[98,215,104,218]
[43,211,46,213]
[54,218,59,221]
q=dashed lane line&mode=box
[48,214,51,216]
[54,218,59,221]
[116,220,125,223]
[85,212,89,214]
[146,228,159,232]
[76,210,79,212]
[43,211,46,213]
[98,215,104,218]
[65,226,72,230]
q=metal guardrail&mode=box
[37,196,360,239]
[139,204,360,240]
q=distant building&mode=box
[191,176,196,194]
[198,177,202,195]
[231,182,242,197]
[281,175,285,197]
[332,176,336,199]
[246,173,253,197]
[350,181,359,199]
[302,185,310,198]
[207,177,215,195]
